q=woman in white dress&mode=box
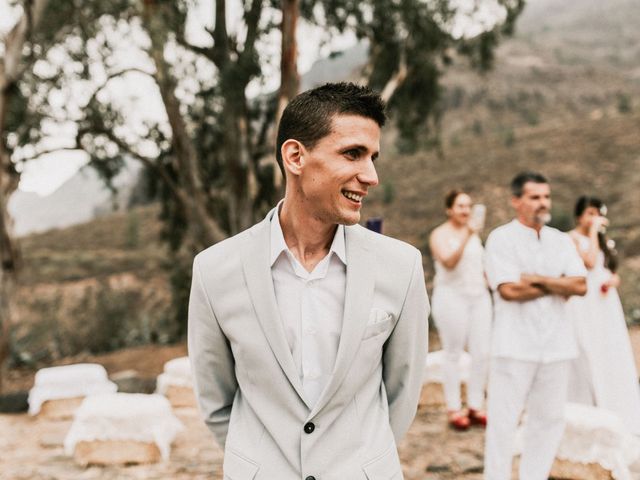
[429,190,492,430]
[568,195,640,435]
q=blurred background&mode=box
[1,0,639,478]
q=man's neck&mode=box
[516,217,543,237]
[279,200,338,272]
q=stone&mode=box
[0,391,28,413]
[426,463,452,473]
[110,370,156,394]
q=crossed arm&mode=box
[498,274,587,301]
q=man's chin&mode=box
[535,213,552,225]
[337,211,361,226]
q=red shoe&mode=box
[448,410,470,431]
[468,408,487,427]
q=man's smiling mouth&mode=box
[342,190,363,202]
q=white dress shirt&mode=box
[484,220,587,363]
[270,208,347,406]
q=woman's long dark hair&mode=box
[574,196,618,272]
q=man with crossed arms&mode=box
[483,171,587,479]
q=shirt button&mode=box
[304,422,315,434]
[306,477,316,480]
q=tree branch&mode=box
[84,67,155,109]
[2,0,49,85]
[243,0,263,54]
[380,49,408,102]
[77,125,181,199]
[174,33,216,63]
[213,0,229,67]
[19,146,80,162]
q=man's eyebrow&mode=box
[339,144,367,152]
[339,145,380,158]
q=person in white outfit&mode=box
[483,172,587,480]
[429,190,492,430]
[567,195,640,435]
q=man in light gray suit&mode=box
[188,82,429,480]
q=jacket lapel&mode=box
[309,225,375,418]
[241,208,310,408]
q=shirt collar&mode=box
[511,218,550,240]
[270,202,347,267]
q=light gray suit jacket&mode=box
[188,208,429,480]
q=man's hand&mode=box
[521,273,587,298]
[520,274,550,293]
[497,276,547,301]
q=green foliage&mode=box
[69,283,130,353]
[12,281,151,363]
[382,181,395,204]
[548,207,573,232]
[472,119,483,136]
[503,127,516,147]
[166,254,192,341]
[617,92,632,113]
[522,108,539,125]
[302,0,526,148]
[446,86,466,109]
[125,212,140,249]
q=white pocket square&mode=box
[368,308,393,325]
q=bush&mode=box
[66,282,143,354]
[503,128,516,147]
[472,120,483,136]
[548,208,573,232]
[382,181,396,205]
[125,212,140,249]
[617,92,632,114]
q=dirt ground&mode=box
[1,327,639,480]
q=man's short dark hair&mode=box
[275,82,387,171]
[510,171,548,197]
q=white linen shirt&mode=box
[270,208,347,407]
[484,220,587,363]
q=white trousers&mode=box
[484,358,570,480]
[431,286,492,410]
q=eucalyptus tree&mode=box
[15,0,525,251]
[5,0,525,339]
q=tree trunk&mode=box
[277,0,300,122]
[0,0,50,393]
[141,0,227,249]
[219,88,254,235]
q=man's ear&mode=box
[510,196,520,209]
[281,139,305,177]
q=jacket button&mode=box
[303,422,315,434]
[305,477,316,480]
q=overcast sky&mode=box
[1,0,506,196]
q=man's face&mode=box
[298,114,380,225]
[512,182,551,228]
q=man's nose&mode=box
[358,158,379,186]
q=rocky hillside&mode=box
[363,0,640,319]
